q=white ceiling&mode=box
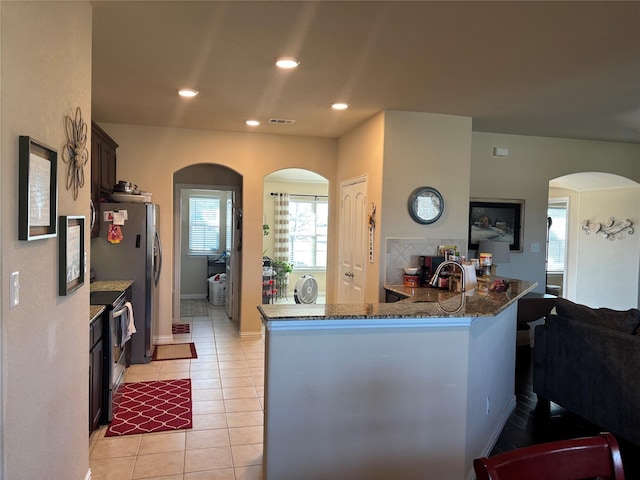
[92,1,640,144]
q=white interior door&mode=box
[338,177,367,303]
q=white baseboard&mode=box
[481,395,517,457]
[154,334,174,345]
[464,396,516,480]
[84,468,92,480]
[239,329,264,339]
[180,294,207,300]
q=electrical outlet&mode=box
[531,243,540,253]
[10,271,20,308]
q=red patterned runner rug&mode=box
[172,323,191,334]
[105,379,192,437]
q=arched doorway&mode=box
[548,172,639,309]
[173,164,243,321]
[263,168,329,304]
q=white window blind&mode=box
[547,203,567,273]
[189,196,220,254]
[289,197,328,269]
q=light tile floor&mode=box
[89,302,265,480]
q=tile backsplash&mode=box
[385,237,466,285]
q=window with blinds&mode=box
[189,195,220,254]
[289,197,328,269]
[547,201,568,273]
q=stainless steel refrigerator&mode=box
[91,202,161,364]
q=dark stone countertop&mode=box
[258,278,537,323]
[90,305,105,324]
[90,280,133,292]
[89,280,132,324]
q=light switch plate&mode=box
[10,271,19,308]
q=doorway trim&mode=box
[173,183,240,323]
[546,197,569,297]
[338,175,368,304]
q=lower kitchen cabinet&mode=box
[89,313,105,433]
[385,289,407,303]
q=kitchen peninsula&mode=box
[258,279,536,480]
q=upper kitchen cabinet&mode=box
[91,121,118,237]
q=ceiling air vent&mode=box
[268,118,296,125]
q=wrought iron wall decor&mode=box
[581,217,634,240]
[62,106,88,200]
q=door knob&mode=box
[344,271,354,278]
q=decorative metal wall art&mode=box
[581,217,634,240]
[62,106,89,200]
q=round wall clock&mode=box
[408,186,444,224]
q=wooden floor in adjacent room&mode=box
[492,347,640,478]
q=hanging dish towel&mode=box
[120,301,137,345]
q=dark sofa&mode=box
[533,298,640,445]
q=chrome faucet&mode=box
[429,260,466,292]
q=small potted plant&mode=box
[272,260,294,295]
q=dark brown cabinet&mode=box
[89,314,105,433]
[384,289,406,303]
[91,121,118,237]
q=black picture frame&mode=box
[59,215,85,296]
[468,198,524,252]
[19,136,58,240]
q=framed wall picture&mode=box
[59,215,85,296]
[19,136,58,240]
[468,198,524,252]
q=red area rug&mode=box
[172,323,191,334]
[105,379,192,437]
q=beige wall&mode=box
[1,2,92,478]
[471,132,640,295]
[101,123,337,335]
[336,113,385,302]
[382,111,473,242]
[337,111,473,302]
[575,186,640,309]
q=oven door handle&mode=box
[113,306,128,318]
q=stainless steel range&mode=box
[90,290,130,422]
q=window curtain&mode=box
[273,193,290,263]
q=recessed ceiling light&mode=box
[177,88,199,97]
[275,57,300,69]
[331,102,349,110]
[246,120,260,127]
